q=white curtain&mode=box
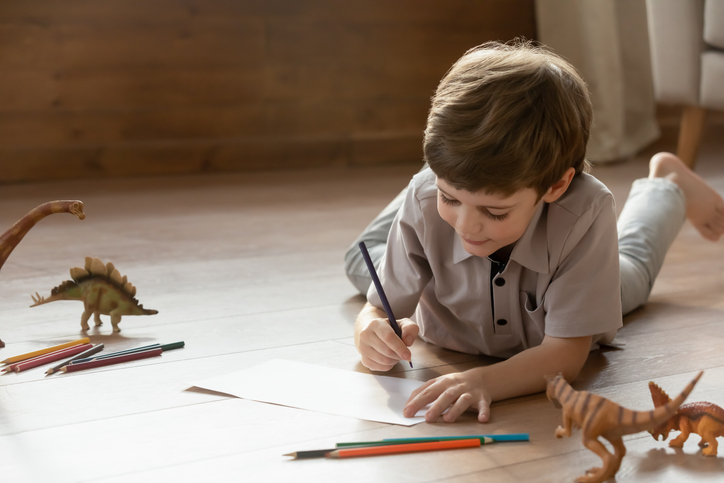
[535,0,660,163]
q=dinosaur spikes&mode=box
[85,256,94,271]
[124,282,136,297]
[649,381,672,407]
[122,275,127,285]
[70,267,90,281]
[110,268,123,285]
[31,292,42,304]
[89,257,106,276]
[105,261,116,275]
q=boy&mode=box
[346,41,724,424]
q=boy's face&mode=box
[436,178,541,258]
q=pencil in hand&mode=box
[358,241,413,368]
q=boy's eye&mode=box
[485,211,510,221]
[438,192,459,205]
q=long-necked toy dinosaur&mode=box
[0,200,85,347]
[30,257,158,333]
[546,371,702,483]
[649,379,724,456]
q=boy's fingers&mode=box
[477,401,491,423]
[404,379,443,418]
[443,392,475,423]
[362,355,396,372]
[377,324,411,361]
[399,320,419,346]
[425,387,460,422]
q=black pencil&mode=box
[359,241,412,368]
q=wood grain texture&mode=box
[1,130,724,482]
[0,0,536,182]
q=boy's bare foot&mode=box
[649,152,724,241]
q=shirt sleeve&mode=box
[543,193,623,338]
[366,178,433,319]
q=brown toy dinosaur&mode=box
[649,380,724,456]
[0,200,85,347]
[546,371,702,483]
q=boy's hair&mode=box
[424,40,592,198]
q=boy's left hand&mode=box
[403,368,491,423]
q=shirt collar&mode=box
[451,201,550,274]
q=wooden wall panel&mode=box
[0,0,536,183]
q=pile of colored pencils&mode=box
[284,433,529,459]
[0,338,184,374]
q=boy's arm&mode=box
[403,334,592,423]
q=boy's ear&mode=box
[541,167,576,203]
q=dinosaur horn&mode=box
[649,381,672,407]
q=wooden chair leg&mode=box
[677,105,707,168]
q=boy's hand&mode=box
[356,313,418,372]
[403,368,491,423]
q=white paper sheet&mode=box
[191,359,428,426]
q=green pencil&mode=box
[336,433,528,448]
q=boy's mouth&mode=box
[462,237,488,246]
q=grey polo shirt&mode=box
[367,168,622,359]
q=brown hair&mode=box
[424,40,592,198]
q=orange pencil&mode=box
[1,338,90,364]
[325,438,481,458]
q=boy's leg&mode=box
[344,188,407,295]
[618,152,724,314]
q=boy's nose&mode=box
[456,209,483,235]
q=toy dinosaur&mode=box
[546,371,702,483]
[649,379,724,456]
[30,257,158,332]
[0,200,85,347]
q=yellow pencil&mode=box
[1,338,90,364]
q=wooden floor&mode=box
[1,130,724,482]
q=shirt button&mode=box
[496,319,508,326]
[494,278,506,287]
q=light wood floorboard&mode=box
[1,131,724,482]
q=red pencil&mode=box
[60,348,162,373]
[3,344,93,373]
[326,438,481,458]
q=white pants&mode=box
[344,177,687,316]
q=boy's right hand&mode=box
[355,315,418,372]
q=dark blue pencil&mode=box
[358,241,413,368]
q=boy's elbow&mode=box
[543,335,592,382]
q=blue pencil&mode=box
[358,241,413,368]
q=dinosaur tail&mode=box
[30,291,66,307]
[29,280,81,307]
[627,371,703,434]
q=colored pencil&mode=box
[2,343,92,373]
[9,344,93,373]
[327,438,480,458]
[60,347,162,373]
[1,338,90,364]
[286,436,497,459]
[69,343,158,364]
[69,341,184,365]
[335,433,529,448]
[358,241,412,368]
[46,344,104,374]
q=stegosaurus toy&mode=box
[649,380,724,456]
[30,257,158,332]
